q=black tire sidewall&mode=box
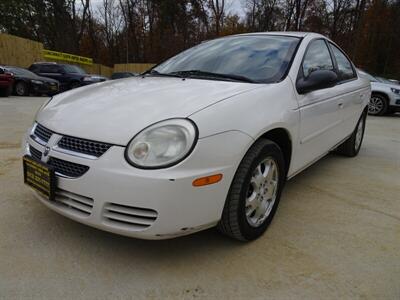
[236,141,286,240]
[353,112,366,155]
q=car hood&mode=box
[371,81,398,89]
[37,76,259,145]
[36,76,59,84]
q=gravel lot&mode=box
[1,96,399,299]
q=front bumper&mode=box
[23,130,252,239]
[32,82,59,94]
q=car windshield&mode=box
[63,65,86,74]
[7,67,39,78]
[153,35,300,83]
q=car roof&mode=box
[233,31,323,38]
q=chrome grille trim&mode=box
[28,145,89,178]
[57,136,112,158]
[33,123,53,143]
[29,145,42,161]
[48,157,89,178]
[30,123,112,159]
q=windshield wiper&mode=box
[167,70,257,83]
[144,69,183,78]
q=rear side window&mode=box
[330,43,356,80]
[40,65,59,73]
[302,39,334,78]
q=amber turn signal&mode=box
[192,174,223,187]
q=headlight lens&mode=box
[31,80,43,84]
[125,119,198,169]
[391,88,400,94]
[83,76,94,82]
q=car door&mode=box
[328,42,369,137]
[293,39,344,171]
[38,65,68,88]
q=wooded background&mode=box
[0,0,399,78]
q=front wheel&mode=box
[218,139,286,241]
[368,94,387,115]
[15,81,28,96]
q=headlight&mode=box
[391,88,400,94]
[125,119,198,169]
[83,76,94,82]
[31,80,43,84]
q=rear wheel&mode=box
[218,139,285,241]
[368,94,387,115]
[336,111,366,157]
[15,81,28,96]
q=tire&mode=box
[336,111,366,157]
[218,139,286,241]
[368,93,387,116]
[15,81,28,96]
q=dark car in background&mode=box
[4,66,59,96]
[29,62,107,91]
[111,72,137,80]
[0,66,14,97]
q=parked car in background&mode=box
[111,72,137,80]
[29,62,107,92]
[4,66,59,96]
[23,32,370,241]
[0,66,14,97]
[358,69,400,115]
[376,76,400,85]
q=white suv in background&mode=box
[358,69,400,115]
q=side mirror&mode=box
[297,70,338,94]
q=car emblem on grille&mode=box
[42,146,51,163]
[43,146,50,157]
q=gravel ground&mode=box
[0,96,399,300]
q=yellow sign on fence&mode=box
[42,50,93,65]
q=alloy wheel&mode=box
[368,96,384,115]
[15,82,26,96]
[245,157,279,227]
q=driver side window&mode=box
[302,40,334,78]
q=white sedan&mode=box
[22,32,370,241]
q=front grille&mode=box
[103,203,158,230]
[58,136,111,157]
[34,123,52,142]
[54,189,93,217]
[29,145,42,161]
[48,157,89,178]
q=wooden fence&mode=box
[0,33,44,67]
[114,63,155,73]
[0,33,153,77]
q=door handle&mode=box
[338,103,344,108]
